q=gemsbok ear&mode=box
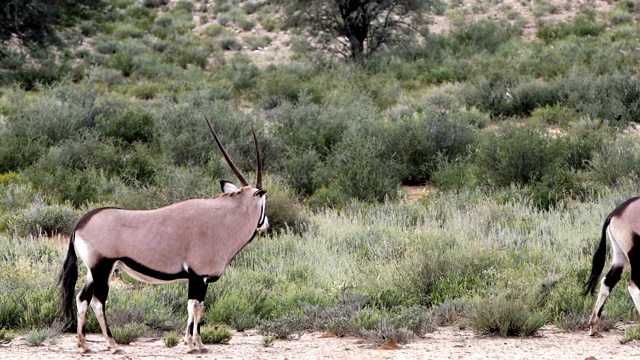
[254,189,267,197]
[220,180,238,193]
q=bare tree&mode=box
[274,0,435,61]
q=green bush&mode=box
[207,295,259,331]
[236,17,257,31]
[589,134,640,186]
[163,331,180,347]
[219,35,242,51]
[142,0,169,7]
[203,24,226,37]
[383,107,476,184]
[96,106,155,144]
[25,328,57,346]
[112,323,147,344]
[431,155,476,192]
[473,124,565,187]
[0,175,38,212]
[431,299,472,326]
[450,19,521,54]
[0,83,98,172]
[258,312,308,339]
[621,326,640,344]
[200,325,232,344]
[327,128,402,203]
[244,35,271,51]
[3,203,76,237]
[279,147,324,196]
[536,15,606,43]
[469,294,546,337]
[262,180,309,234]
[269,94,347,162]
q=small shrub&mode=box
[328,128,402,203]
[0,178,37,212]
[236,17,257,31]
[431,155,476,192]
[360,317,415,345]
[219,35,242,51]
[0,329,15,344]
[258,312,308,339]
[383,107,476,184]
[203,24,226,37]
[393,305,436,337]
[473,124,566,187]
[164,331,180,347]
[469,295,546,337]
[620,326,640,344]
[217,13,232,26]
[263,180,309,234]
[431,299,472,326]
[3,203,76,237]
[142,0,169,7]
[450,19,521,54]
[96,107,155,144]
[200,325,232,344]
[112,323,146,345]
[530,105,575,126]
[207,295,259,331]
[262,333,276,347]
[25,328,57,346]
[589,134,640,186]
[536,15,605,43]
[243,35,272,50]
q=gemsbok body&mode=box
[58,117,268,353]
[585,196,640,336]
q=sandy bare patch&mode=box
[3,325,640,360]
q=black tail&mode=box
[58,232,78,320]
[584,216,611,296]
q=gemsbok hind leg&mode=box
[588,239,628,336]
[77,261,119,353]
[184,274,209,353]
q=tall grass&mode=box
[1,184,640,338]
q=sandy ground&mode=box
[2,325,640,360]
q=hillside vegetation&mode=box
[2,0,640,346]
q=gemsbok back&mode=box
[58,116,268,354]
[585,197,640,336]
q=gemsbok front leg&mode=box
[585,197,640,336]
[185,273,210,353]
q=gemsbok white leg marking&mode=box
[585,197,640,336]
[58,118,268,353]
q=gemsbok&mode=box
[584,197,640,336]
[58,116,268,353]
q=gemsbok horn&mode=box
[584,197,640,336]
[58,116,268,353]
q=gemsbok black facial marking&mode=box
[584,197,640,336]
[58,117,267,354]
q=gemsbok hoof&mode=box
[111,349,126,355]
[187,348,201,354]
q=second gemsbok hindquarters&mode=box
[584,196,640,336]
[58,116,268,354]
